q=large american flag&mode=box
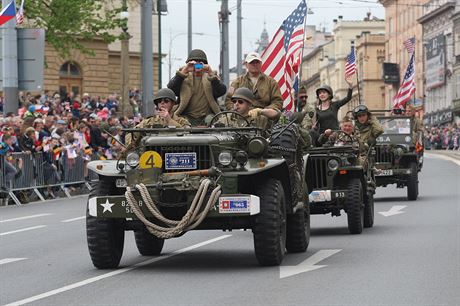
[403,37,415,54]
[261,0,307,112]
[345,46,356,77]
[16,0,24,25]
[393,52,415,109]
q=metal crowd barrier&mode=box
[0,151,100,206]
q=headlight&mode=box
[126,152,140,168]
[234,150,248,166]
[218,151,232,166]
[248,136,267,156]
[327,159,339,171]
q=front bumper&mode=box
[88,194,260,218]
[308,189,347,204]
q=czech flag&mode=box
[0,0,16,26]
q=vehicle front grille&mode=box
[306,157,328,190]
[375,146,394,164]
[146,145,212,172]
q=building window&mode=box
[59,62,81,78]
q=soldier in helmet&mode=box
[225,52,283,112]
[215,87,280,129]
[167,49,227,126]
[315,76,353,134]
[125,88,190,146]
[353,104,383,146]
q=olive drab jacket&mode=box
[225,73,283,111]
[215,113,271,130]
[355,116,384,145]
[412,116,424,144]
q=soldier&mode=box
[167,49,227,126]
[225,52,283,111]
[353,105,384,145]
[125,88,190,147]
[216,87,280,129]
[405,104,424,147]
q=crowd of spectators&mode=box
[424,123,460,151]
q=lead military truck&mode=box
[86,113,310,269]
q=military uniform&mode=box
[215,113,271,130]
[411,116,423,145]
[355,117,384,145]
[225,73,283,111]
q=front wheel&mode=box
[134,226,165,256]
[407,162,418,201]
[286,204,310,253]
[346,178,364,234]
[363,192,374,228]
[253,179,286,266]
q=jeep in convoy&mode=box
[374,116,421,200]
[86,113,310,269]
[304,132,375,234]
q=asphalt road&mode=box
[1,154,459,306]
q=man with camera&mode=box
[167,49,227,126]
[225,52,283,112]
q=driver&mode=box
[318,116,361,147]
[125,88,190,146]
[215,87,280,129]
[353,105,383,146]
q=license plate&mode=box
[309,190,331,203]
[165,152,197,170]
[376,169,393,176]
[218,195,260,215]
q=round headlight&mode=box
[248,137,267,156]
[218,151,233,166]
[395,147,404,157]
[126,152,140,168]
[327,159,339,171]
[234,150,248,165]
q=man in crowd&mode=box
[225,52,283,112]
[167,49,227,126]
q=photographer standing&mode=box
[167,49,227,126]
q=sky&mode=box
[160,0,385,87]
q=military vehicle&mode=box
[86,112,310,269]
[305,131,375,234]
[374,115,422,200]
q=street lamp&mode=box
[168,32,204,80]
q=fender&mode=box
[87,160,125,177]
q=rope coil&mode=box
[125,178,221,239]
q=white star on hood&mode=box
[100,199,115,213]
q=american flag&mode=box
[261,0,307,112]
[16,0,24,25]
[403,37,415,54]
[393,52,415,109]
[345,46,356,77]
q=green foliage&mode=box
[23,0,126,58]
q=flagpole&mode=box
[352,44,362,105]
[296,0,308,112]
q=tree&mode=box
[22,0,126,58]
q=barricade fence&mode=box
[0,151,100,206]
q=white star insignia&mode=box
[100,199,115,213]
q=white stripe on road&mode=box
[0,214,52,223]
[5,234,232,306]
[61,216,85,223]
[0,258,27,265]
[0,225,47,236]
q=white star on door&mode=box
[100,199,115,213]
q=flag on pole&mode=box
[403,37,415,54]
[0,0,16,26]
[345,46,356,77]
[16,0,24,25]
[261,0,307,112]
[393,52,415,109]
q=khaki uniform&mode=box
[125,114,190,147]
[225,73,283,111]
[355,117,384,145]
[411,116,423,145]
[318,130,369,166]
[215,113,271,130]
[300,102,316,130]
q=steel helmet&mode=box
[154,88,177,105]
[353,104,369,119]
[186,49,208,64]
[231,87,255,105]
[316,84,333,99]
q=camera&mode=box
[194,63,204,70]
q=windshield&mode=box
[378,118,411,135]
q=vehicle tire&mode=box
[346,178,364,234]
[134,226,165,256]
[286,204,310,253]
[407,162,418,201]
[253,179,286,266]
[363,192,374,228]
[86,178,125,269]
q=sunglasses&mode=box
[157,98,173,104]
[298,95,308,100]
[232,99,247,105]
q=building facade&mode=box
[451,1,460,125]
[418,0,456,126]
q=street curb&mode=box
[0,194,88,208]
[425,152,460,167]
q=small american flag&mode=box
[345,46,356,77]
[261,0,307,112]
[403,37,415,54]
[393,52,415,109]
[16,0,24,25]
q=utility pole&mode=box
[219,0,230,86]
[2,0,18,115]
[141,0,154,117]
[188,0,192,54]
[236,0,242,75]
[157,0,162,90]
[120,0,130,117]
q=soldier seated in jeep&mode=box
[353,105,384,146]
